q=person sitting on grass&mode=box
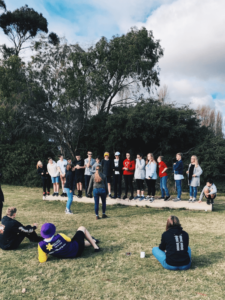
[152,215,191,270]
[38,223,100,263]
[198,178,217,205]
[0,207,43,250]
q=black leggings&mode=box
[41,177,51,194]
[146,179,156,196]
[136,179,144,191]
[0,201,3,221]
[124,175,133,196]
[7,230,41,250]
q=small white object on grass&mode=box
[205,209,207,212]
[140,252,145,258]
[22,288,26,293]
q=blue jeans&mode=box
[175,180,182,199]
[160,176,170,197]
[152,247,191,270]
[65,188,73,210]
[93,188,106,216]
[189,185,197,198]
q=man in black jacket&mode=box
[0,207,43,250]
[0,173,4,221]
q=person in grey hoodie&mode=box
[198,178,217,205]
[145,153,157,202]
[134,153,146,201]
[186,155,203,202]
[91,157,101,174]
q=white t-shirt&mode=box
[57,159,67,175]
[114,159,119,175]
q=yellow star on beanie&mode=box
[46,243,53,251]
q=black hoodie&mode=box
[159,226,190,266]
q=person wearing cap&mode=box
[101,152,113,198]
[47,158,60,196]
[57,154,68,197]
[112,152,123,199]
[0,207,43,250]
[74,154,85,198]
[37,161,51,199]
[87,165,108,219]
[38,223,101,263]
[84,151,95,197]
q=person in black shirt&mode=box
[37,161,51,199]
[0,172,4,221]
[64,164,74,214]
[0,207,43,250]
[101,152,113,198]
[74,154,85,198]
[152,215,191,270]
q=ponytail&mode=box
[94,165,103,183]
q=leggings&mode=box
[146,179,156,196]
[0,201,3,221]
[136,179,144,191]
[124,175,134,196]
[41,177,51,194]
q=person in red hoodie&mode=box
[122,153,135,200]
[157,156,170,201]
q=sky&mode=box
[1,0,225,128]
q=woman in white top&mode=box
[145,153,157,202]
[134,153,146,201]
[47,158,60,196]
[186,155,203,202]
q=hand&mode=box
[186,171,189,174]
[198,200,202,203]
[41,173,44,175]
[192,174,196,177]
[125,168,128,170]
[173,163,176,165]
[33,223,38,228]
[70,190,72,193]
[77,165,80,169]
[46,172,48,175]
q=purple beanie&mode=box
[41,223,56,238]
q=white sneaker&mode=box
[192,198,196,202]
[65,208,73,215]
[150,197,155,202]
[188,198,193,202]
[43,196,46,200]
[145,195,150,200]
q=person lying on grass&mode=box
[38,224,101,263]
[0,207,43,250]
[198,178,217,205]
[152,215,191,270]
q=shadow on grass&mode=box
[191,251,224,269]
[18,242,40,250]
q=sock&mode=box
[137,194,140,197]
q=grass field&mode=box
[1,185,225,300]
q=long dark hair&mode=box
[94,165,102,183]
[166,216,181,231]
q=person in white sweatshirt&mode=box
[145,153,157,202]
[47,158,60,196]
[134,153,146,201]
[198,178,217,205]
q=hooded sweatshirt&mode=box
[123,159,135,175]
[159,226,190,266]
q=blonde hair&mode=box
[146,153,156,165]
[166,215,181,231]
[36,161,43,169]
[191,155,199,167]
[94,165,103,183]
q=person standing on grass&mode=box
[186,155,203,203]
[152,215,191,270]
[87,165,108,220]
[112,152,123,199]
[47,158,60,197]
[0,207,43,250]
[157,156,170,201]
[84,151,95,197]
[57,154,68,197]
[134,153,146,201]
[91,156,101,174]
[72,157,77,196]
[101,152,113,198]
[0,173,4,221]
[38,223,101,263]
[64,164,74,215]
[74,154,85,198]
[122,153,135,200]
[145,153,157,202]
[198,178,217,205]
[173,153,184,202]
[37,161,51,199]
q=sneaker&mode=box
[111,195,117,199]
[173,198,181,202]
[117,195,121,199]
[150,197,155,202]
[108,194,113,198]
[164,196,170,201]
[139,196,145,201]
[134,196,140,200]
[55,193,59,197]
[145,195,151,200]
[52,193,56,196]
[43,195,46,200]
[192,198,197,202]
[211,199,214,204]
[159,197,164,200]
[129,195,134,200]
[65,208,73,215]
[123,195,127,200]
[188,198,193,202]
[207,199,210,205]
[94,248,101,252]
[96,216,101,220]
[102,214,108,218]
[61,193,65,197]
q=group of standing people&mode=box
[37,151,217,218]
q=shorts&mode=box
[76,175,84,183]
[52,176,60,183]
[106,176,112,184]
[72,231,85,257]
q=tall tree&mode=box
[0,0,6,11]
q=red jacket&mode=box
[158,161,168,178]
[123,159,135,175]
